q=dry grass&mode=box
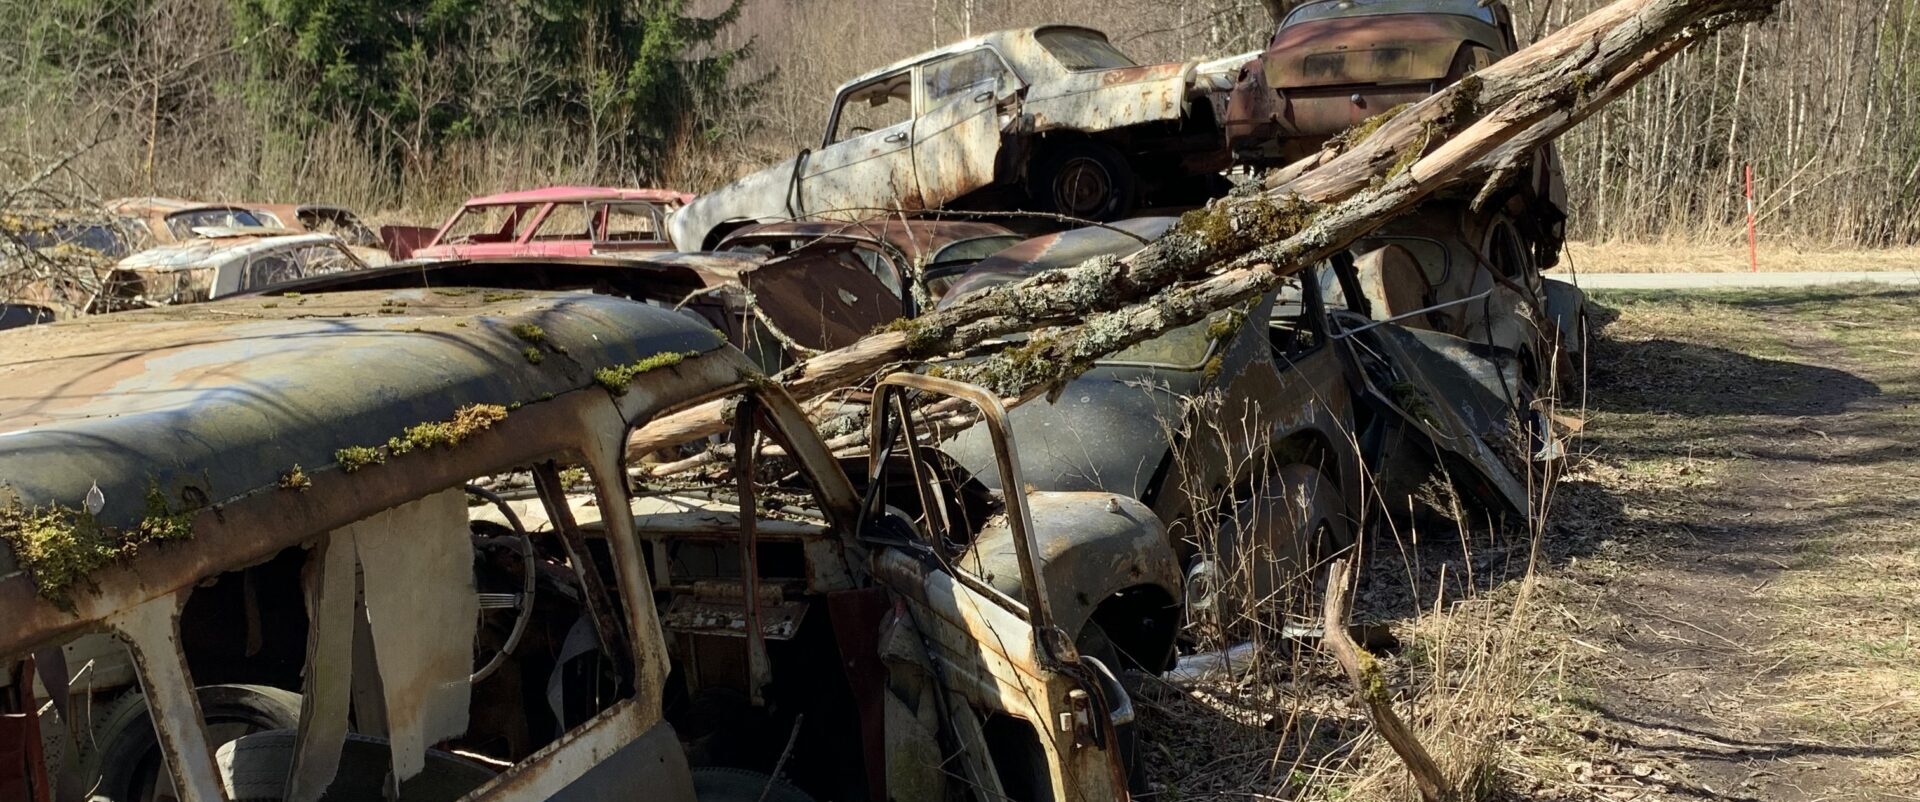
[1135,374,1573,800]
[1563,239,1920,273]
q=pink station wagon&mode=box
[407,186,694,261]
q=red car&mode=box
[404,186,693,260]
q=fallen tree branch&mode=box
[1322,557,1451,802]
[629,0,1779,459]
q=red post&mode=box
[1745,163,1758,273]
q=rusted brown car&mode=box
[1,289,1173,802]
[1224,0,1580,395]
[671,26,1246,250]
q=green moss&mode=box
[1174,195,1320,255]
[0,484,198,606]
[882,317,946,357]
[595,350,702,395]
[1202,354,1226,382]
[386,404,509,455]
[1388,380,1440,427]
[523,347,544,365]
[510,323,545,343]
[435,288,475,297]
[1570,71,1595,105]
[335,445,385,473]
[339,404,511,472]
[282,292,302,299]
[278,465,312,491]
[558,467,588,487]
[1330,103,1412,152]
[964,334,1087,397]
[483,291,528,303]
[261,302,280,309]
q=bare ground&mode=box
[1137,285,1920,801]
[1519,286,1920,801]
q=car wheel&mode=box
[1032,141,1137,222]
[1214,463,1351,632]
[81,684,302,802]
[216,729,495,802]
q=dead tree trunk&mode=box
[630,0,1780,458]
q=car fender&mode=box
[1020,62,1195,134]
[964,491,1181,646]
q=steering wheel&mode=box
[466,484,537,684]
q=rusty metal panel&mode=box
[1022,61,1193,133]
[345,488,476,785]
[740,246,906,351]
[106,596,226,802]
[286,531,356,802]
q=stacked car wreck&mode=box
[0,2,1594,800]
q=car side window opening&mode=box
[1035,28,1137,70]
[919,48,1007,112]
[242,253,301,291]
[830,71,913,143]
[596,203,665,242]
[530,202,594,241]
[443,204,531,244]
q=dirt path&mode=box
[1540,287,1920,801]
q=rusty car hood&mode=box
[0,290,725,535]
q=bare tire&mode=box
[216,729,494,801]
[82,684,302,802]
[1031,141,1137,222]
[1215,464,1350,630]
[691,767,817,802]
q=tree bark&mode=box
[629,0,1780,459]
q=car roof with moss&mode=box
[0,288,725,539]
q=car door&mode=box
[911,48,1021,208]
[865,375,1131,802]
[796,69,921,219]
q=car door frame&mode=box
[863,373,1130,801]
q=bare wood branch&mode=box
[1322,557,1451,802]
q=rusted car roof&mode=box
[838,25,1112,90]
[721,219,1016,264]
[460,186,694,207]
[0,290,724,538]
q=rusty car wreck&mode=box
[670,25,1244,250]
[0,289,1177,801]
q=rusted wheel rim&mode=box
[1054,156,1114,218]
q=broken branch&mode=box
[1322,557,1451,802]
